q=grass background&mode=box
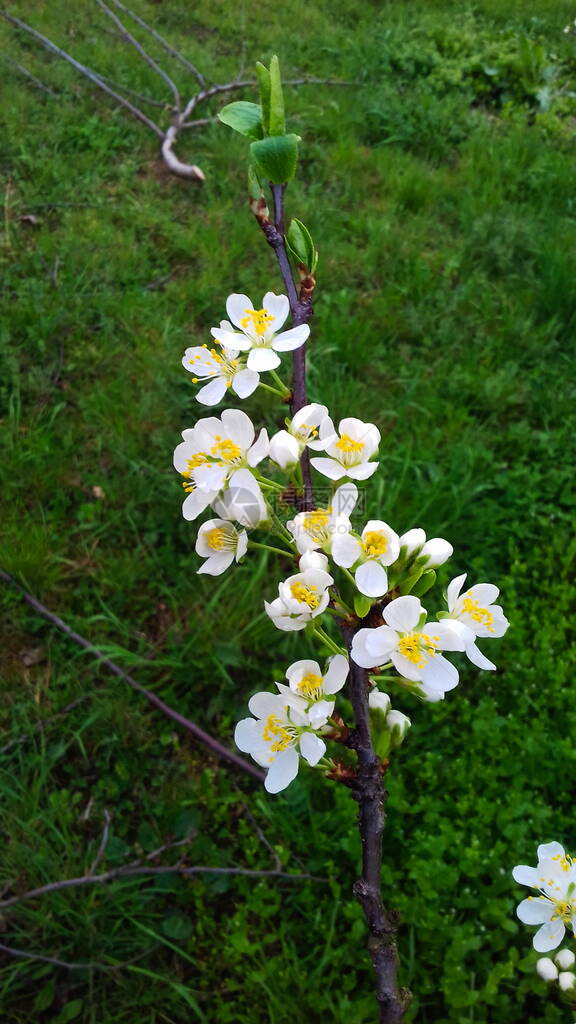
[1,0,576,1021]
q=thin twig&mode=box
[6,58,57,96]
[0,11,164,139]
[0,567,265,782]
[106,0,205,87]
[88,810,112,875]
[0,864,324,910]
[0,941,110,971]
[94,0,180,109]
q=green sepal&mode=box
[411,569,436,598]
[248,161,264,201]
[268,54,286,135]
[399,568,424,595]
[250,134,299,184]
[286,218,318,272]
[354,594,373,619]
[218,101,263,139]
[255,62,271,134]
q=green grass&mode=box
[1,0,576,1021]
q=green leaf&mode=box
[269,54,286,135]
[354,594,373,619]
[162,914,194,940]
[217,101,263,139]
[33,980,55,1013]
[399,569,424,596]
[250,134,299,184]
[286,218,318,272]
[255,61,271,133]
[411,569,437,597]
[53,1001,83,1024]
[248,162,264,200]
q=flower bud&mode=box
[269,430,300,470]
[558,971,576,992]
[299,551,329,573]
[556,949,576,970]
[536,958,559,982]
[386,709,411,748]
[399,528,425,558]
[369,690,391,715]
[419,538,453,567]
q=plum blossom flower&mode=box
[399,528,453,567]
[234,691,326,793]
[182,337,259,406]
[310,416,380,481]
[536,958,558,982]
[211,292,309,372]
[276,654,348,729]
[513,842,576,952]
[195,519,248,575]
[351,595,465,701]
[443,573,510,671]
[210,468,268,528]
[173,409,269,513]
[556,949,576,970]
[332,519,400,598]
[269,403,335,469]
[287,484,358,554]
[265,565,334,632]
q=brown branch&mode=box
[105,0,205,87]
[0,567,264,782]
[5,58,57,96]
[88,810,112,875]
[0,11,165,139]
[94,0,180,109]
[0,864,324,910]
[340,627,409,1023]
[0,941,112,972]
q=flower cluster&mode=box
[513,842,576,952]
[173,289,509,794]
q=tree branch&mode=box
[0,567,265,782]
[94,0,180,109]
[341,626,409,1023]
[105,0,205,87]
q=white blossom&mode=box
[351,595,465,701]
[265,566,334,632]
[536,958,559,982]
[210,468,268,528]
[558,971,576,991]
[276,654,348,729]
[195,519,248,575]
[443,573,510,671]
[173,409,269,515]
[211,292,309,372]
[556,948,576,970]
[513,842,576,952]
[298,550,330,573]
[386,709,411,746]
[332,519,400,598]
[400,528,453,567]
[269,403,335,469]
[287,484,358,554]
[368,690,391,715]
[310,416,380,481]
[182,337,259,405]
[234,691,326,793]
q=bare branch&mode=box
[94,72,170,109]
[5,58,57,96]
[106,0,205,87]
[0,864,324,910]
[0,11,164,139]
[0,941,111,972]
[0,567,264,782]
[88,810,112,875]
[161,124,205,180]
[94,0,180,110]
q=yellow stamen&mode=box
[206,527,225,551]
[211,439,242,463]
[397,632,439,669]
[241,307,274,337]
[262,714,294,753]
[335,433,364,454]
[296,672,324,699]
[290,582,320,609]
[462,595,494,631]
[363,531,388,558]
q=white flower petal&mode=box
[346,462,379,481]
[512,865,540,887]
[232,368,260,398]
[419,652,459,694]
[465,640,497,671]
[517,898,555,925]
[534,920,566,953]
[265,747,299,793]
[323,654,349,694]
[383,595,422,633]
[355,561,388,598]
[309,456,346,481]
[269,430,300,469]
[247,347,281,372]
[447,573,467,612]
[299,731,326,766]
[272,324,310,351]
[538,842,566,861]
[331,533,362,568]
[196,377,228,406]
[198,552,235,575]
[182,488,213,521]
[247,427,269,467]
[234,718,260,753]
[226,293,253,330]
[262,291,289,331]
[211,327,251,351]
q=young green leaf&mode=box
[250,134,299,184]
[255,61,271,134]
[354,593,374,619]
[218,101,263,139]
[269,54,286,135]
[411,569,437,598]
[286,218,318,272]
